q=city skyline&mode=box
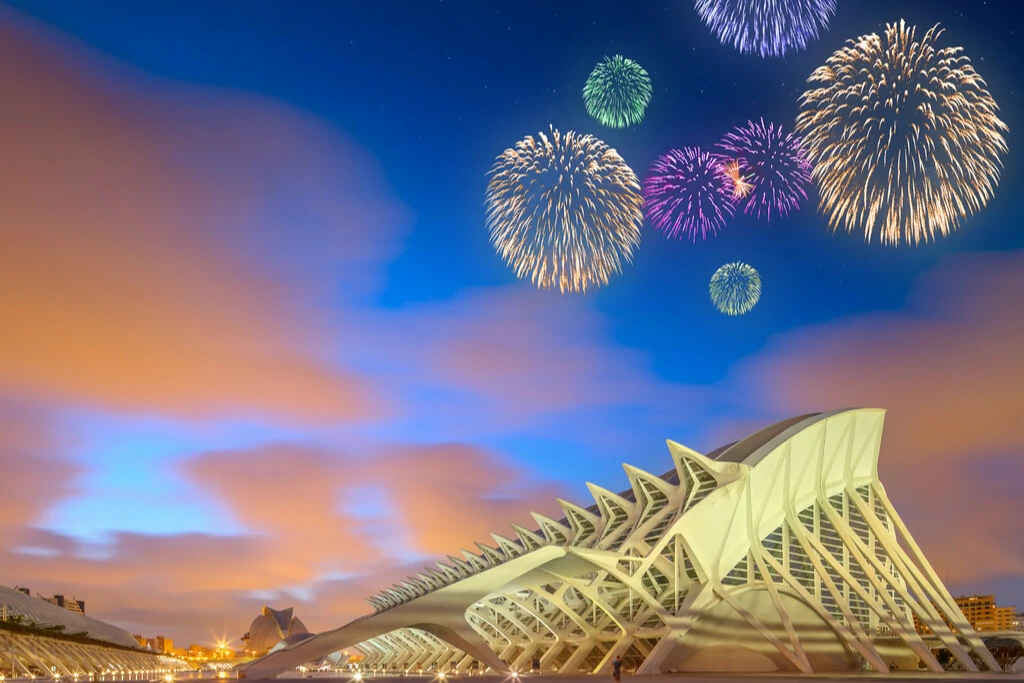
[0,0,1021,646]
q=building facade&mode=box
[956,596,1018,633]
[915,595,1020,635]
[240,409,1003,678]
[42,594,86,614]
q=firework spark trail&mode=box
[716,119,812,221]
[796,20,1008,245]
[695,0,837,58]
[721,159,754,199]
[710,262,761,315]
[485,127,643,293]
[583,55,653,129]
[644,147,736,241]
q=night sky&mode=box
[1,0,1021,646]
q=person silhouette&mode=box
[613,655,623,682]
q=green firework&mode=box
[710,262,761,315]
[583,55,653,128]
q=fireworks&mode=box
[797,21,1008,246]
[644,148,736,241]
[695,0,836,58]
[716,119,812,221]
[721,159,754,199]
[485,127,643,293]
[710,262,761,315]
[583,55,653,129]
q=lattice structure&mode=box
[239,409,1001,678]
[0,630,190,679]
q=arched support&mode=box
[414,622,508,672]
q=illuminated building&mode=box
[246,607,311,656]
[240,410,1002,677]
[144,635,174,654]
[955,596,1018,633]
[915,595,1020,634]
[1,585,189,675]
[2,585,130,646]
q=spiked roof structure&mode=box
[240,409,1001,678]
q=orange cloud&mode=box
[1,440,565,644]
[740,251,1024,463]
[723,250,1024,587]
[181,445,380,575]
[0,14,406,423]
[353,443,564,557]
[0,400,81,541]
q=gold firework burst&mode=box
[485,127,643,293]
[796,20,1008,245]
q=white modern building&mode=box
[246,606,312,656]
[0,585,191,678]
[240,409,1004,677]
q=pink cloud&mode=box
[0,13,406,423]
[1,439,564,644]
[352,443,564,557]
[0,401,81,541]
[180,445,381,575]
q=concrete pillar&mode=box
[595,634,634,674]
[558,640,596,674]
[634,633,680,675]
[512,643,541,671]
[538,641,564,671]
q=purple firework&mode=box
[694,0,837,58]
[716,119,812,221]
[644,147,736,241]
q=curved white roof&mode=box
[248,606,310,654]
[0,585,139,648]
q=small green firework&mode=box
[583,55,652,129]
[710,262,761,315]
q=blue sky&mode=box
[0,0,1021,645]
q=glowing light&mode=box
[583,55,653,128]
[720,159,753,199]
[695,0,836,58]
[716,119,812,221]
[486,126,644,293]
[710,262,761,315]
[643,147,736,241]
[797,20,1008,245]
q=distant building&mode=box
[141,635,174,653]
[0,585,138,647]
[245,606,311,656]
[42,593,86,614]
[915,594,1018,634]
[188,644,210,659]
[955,595,1017,632]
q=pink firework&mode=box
[716,119,812,221]
[643,147,736,240]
